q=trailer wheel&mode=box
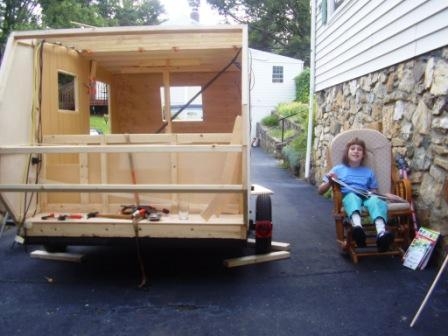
[255,194,272,254]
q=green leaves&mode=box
[295,68,310,104]
[39,0,164,28]
[0,0,166,55]
[206,0,310,65]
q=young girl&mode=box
[318,137,394,252]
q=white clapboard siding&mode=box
[314,0,448,91]
[249,48,303,137]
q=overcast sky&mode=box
[159,0,224,25]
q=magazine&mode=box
[403,227,440,270]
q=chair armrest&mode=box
[392,178,412,203]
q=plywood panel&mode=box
[171,72,241,133]
[110,73,163,133]
[46,164,81,203]
[0,41,35,218]
[41,43,91,135]
[109,71,241,134]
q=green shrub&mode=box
[276,101,308,125]
[282,145,300,168]
[261,114,279,127]
[295,68,310,104]
[288,133,307,155]
[270,128,296,140]
[281,128,308,176]
[90,115,109,134]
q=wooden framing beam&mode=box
[30,250,84,263]
[0,144,243,154]
[0,183,244,193]
[223,251,290,268]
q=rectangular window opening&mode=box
[89,81,110,135]
[160,86,203,122]
[58,71,77,111]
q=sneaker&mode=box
[352,226,366,248]
[377,231,394,252]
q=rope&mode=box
[132,216,147,288]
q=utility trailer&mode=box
[0,25,273,254]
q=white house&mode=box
[310,0,448,235]
[249,48,304,138]
[313,0,448,91]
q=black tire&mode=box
[256,194,272,221]
[255,194,272,254]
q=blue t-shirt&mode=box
[323,164,378,195]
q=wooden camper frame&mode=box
[0,25,256,246]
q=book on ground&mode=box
[403,227,440,270]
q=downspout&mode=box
[305,0,317,179]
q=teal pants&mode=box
[342,192,388,222]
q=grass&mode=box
[90,115,110,134]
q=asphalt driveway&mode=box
[0,147,447,336]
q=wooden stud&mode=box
[223,251,290,268]
[79,152,89,205]
[30,250,84,263]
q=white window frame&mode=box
[272,66,284,83]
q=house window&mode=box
[58,71,77,111]
[321,0,345,24]
[160,86,203,122]
[334,0,345,10]
[272,66,284,83]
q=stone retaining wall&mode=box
[256,122,283,158]
[312,47,448,239]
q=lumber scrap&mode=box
[246,238,290,251]
[30,250,84,263]
[223,251,290,268]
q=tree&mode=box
[206,0,310,65]
[40,0,108,28]
[295,67,310,103]
[40,0,164,28]
[187,0,200,21]
[113,0,164,26]
[0,0,41,56]
[0,0,165,61]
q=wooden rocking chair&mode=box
[329,129,414,263]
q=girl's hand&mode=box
[319,173,337,195]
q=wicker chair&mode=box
[329,129,414,263]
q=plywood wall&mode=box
[110,73,164,133]
[110,71,241,134]
[40,43,94,206]
[41,43,91,136]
